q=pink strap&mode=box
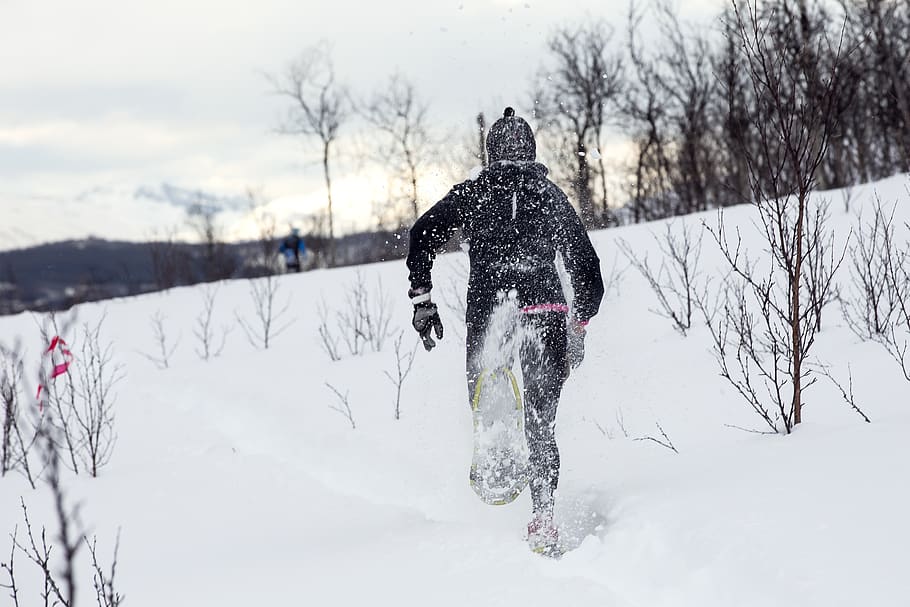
[520,303,570,315]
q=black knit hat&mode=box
[486,107,536,163]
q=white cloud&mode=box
[1,0,722,245]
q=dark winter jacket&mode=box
[407,161,604,324]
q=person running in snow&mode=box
[405,107,604,551]
[279,227,307,272]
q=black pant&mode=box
[466,307,568,515]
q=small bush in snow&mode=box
[619,221,703,336]
[140,310,180,369]
[193,284,232,361]
[317,271,394,360]
[384,332,418,421]
[236,275,293,350]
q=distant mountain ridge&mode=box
[0,229,409,316]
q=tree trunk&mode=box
[406,151,419,223]
[323,139,336,266]
[596,131,610,225]
[790,191,807,431]
[477,113,487,168]
[575,138,594,227]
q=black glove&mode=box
[567,321,586,369]
[411,293,444,351]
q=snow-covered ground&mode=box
[1,175,909,606]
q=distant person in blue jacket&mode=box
[279,228,306,272]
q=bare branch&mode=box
[325,382,356,429]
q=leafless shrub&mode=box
[12,498,73,606]
[839,195,910,381]
[595,407,677,452]
[882,246,910,381]
[317,272,394,359]
[70,318,124,477]
[86,533,123,607]
[1,346,30,481]
[0,531,20,606]
[818,363,870,423]
[194,285,232,361]
[601,256,628,300]
[841,197,903,339]
[236,275,293,350]
[5,435,123,606]
[140,311,179,370]
[633,420,679,453]
[325,382,355,429]
[37,316,124,477]
[804,203,844,332]
[2,337,124,606]
[317,301,342,362]
[37,315,83,475]
[439,256,469,341]
[384,332,417,420]
[619,221,704,335]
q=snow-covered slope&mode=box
[1,175,909,606]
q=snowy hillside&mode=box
[1,175,910,606]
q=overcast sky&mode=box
[0,0,722,244]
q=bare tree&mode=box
[270,42,349,266]
[535,20,624,227]
[193,285,231,361]
[703,0,850,433]
[838,0,910,177]
[186,200,236,282]
[361,74,436,224]
[384,332,417,420]
[476,112,488,168]
[246,188,283,276]
[147,228,193,290]
[623,2,674,223]
[236,276,293,350]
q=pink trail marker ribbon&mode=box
[35,335,74,409]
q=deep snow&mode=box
[1,174,909,606]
